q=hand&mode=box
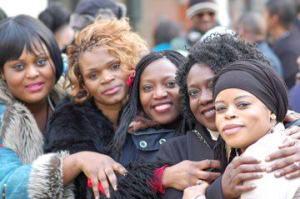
[265,139,300,179]
[75,152,127,199]
[222,156,265,199]
[183,181,209,199]
[162,160,221,190]
[128,115,158,133]
[284,110,300,123]
[285,125,300,140]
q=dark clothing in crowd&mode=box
[155,125,223,199]
[271,27,300,89]
[257,41,283,76]
[44,99,170,199]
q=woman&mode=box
[158,32,300,199]
[44,18,151,198]
[0,15,126,199]
[213,59,299,198]
[113,50,185,165]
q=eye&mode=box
[215,104,227,113]
[188,88,201,99]
[87,72,97,80]
[236,101,251,109]
[36,58,47,66]
[13,63,25,71]
[142,84,153,92]
[110,63,120,71]
[166,80,176,88]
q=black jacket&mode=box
[44,99,163,199]
[155,125,223,199]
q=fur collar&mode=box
[0,79,44,164]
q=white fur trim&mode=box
[1,102,43,164]
[187,2,218,18]
[28,152,75,199]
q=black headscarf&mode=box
[213,59,288,122]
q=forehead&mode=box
[141,58,177,80]
[187,63,215,85]
[79,47,116,68]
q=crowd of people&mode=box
[0,0,299,199]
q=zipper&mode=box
[193,129,211,149]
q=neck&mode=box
[25,98,49,132]
[270,25,289,41]
[94,100,123,128]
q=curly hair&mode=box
[67,18,148,103]
[176,33,269,129]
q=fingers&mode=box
[195,159,221,170]
[285,168,300,179]
[231,156,261,168]
[91,177,100,199]
[98,170,110,198]
[233,172,263,185]
[105,168,118,191]
[235,184,256,193]
[279,138,296,149]
[112,162,127,176]
[266,146,297,161]
[196,170,221,182]
[273,160,300,178]
[285,125,300,136]
[237,163,266,173]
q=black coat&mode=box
[155,125,223,199]
[44,99,163,199]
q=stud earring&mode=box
[270,113,276,121]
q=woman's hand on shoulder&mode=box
[162,160,221,190]
[74,152,127,199]
[265,136,300,179]
[221,156,264,199]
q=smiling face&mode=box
[139,58,181,125]
[187,63,217,130]
[3,44,55,104]
[79,47,131,109]
[215,88,272,150]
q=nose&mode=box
[25,65,39,79]
[154,86,168,99]
[198,88,213,106]
[225,106,237,119]
[100,70,114,84]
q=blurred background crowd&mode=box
[0,0,300,111]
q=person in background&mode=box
[264,0,300,89]
[152,20,181,52]
[0,7,7,22]
[70,0,126,32]
[236,12,283,76]
[38,3,74,53]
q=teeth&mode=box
[154,104,171,112]
[203,109,215,118]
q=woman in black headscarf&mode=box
[212,59,299,199]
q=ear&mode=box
[1,73,5,80]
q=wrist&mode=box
[162,166,173,188]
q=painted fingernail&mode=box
[286,174,292,179]
[114,185,118,191]
[265,156,271,161]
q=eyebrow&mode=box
[215,94,252,103]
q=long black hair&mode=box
[0,15,63,82]
[113,50,186,154]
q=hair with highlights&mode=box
[67,18,148,103]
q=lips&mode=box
[222,124,245,136]
[152,102,173,113]
[200,106,215,119]
[102,85,121,96]
[25,82,45,93]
